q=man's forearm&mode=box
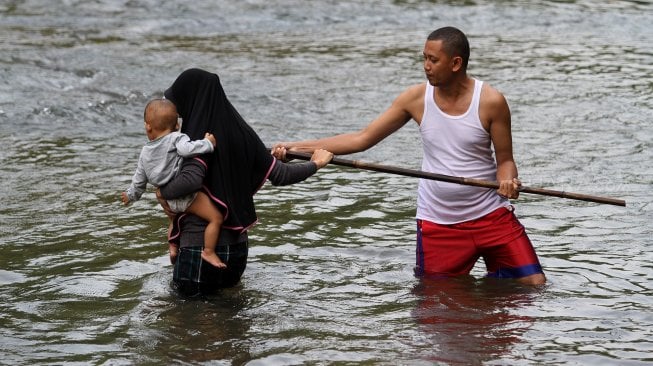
[286,132,369,155]
[496,160,518,181]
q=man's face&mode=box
[422,39,458,86]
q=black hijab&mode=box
[164,68,274,232]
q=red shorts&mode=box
[416,206,543,278]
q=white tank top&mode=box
[416,79,509,224]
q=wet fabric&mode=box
[415,206,543,278]
[164,68,275,232]
[173,242,249,296]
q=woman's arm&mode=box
[159,158,206,200]
[268,160,317,186]
[268,149,333,186]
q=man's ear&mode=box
[451,56,463,72]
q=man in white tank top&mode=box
[273,27,545,286]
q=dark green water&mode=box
[1,1,651,364]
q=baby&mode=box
[122,99,225,268]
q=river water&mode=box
[1,0,652,365]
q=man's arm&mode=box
[274,84,424,156]
[483,85,520,199]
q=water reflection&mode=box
[126,288,254,364]
[411,276,540,364]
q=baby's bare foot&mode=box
[201,251,227,269]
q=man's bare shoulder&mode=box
[479,81,511,130]
[394,83,426,110]
[401,83,427,99]
[384,83,426,123]
[480,82,508,108]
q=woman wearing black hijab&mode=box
[158,68,332,296]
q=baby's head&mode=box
[144,99,178,133]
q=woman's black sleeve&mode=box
[159,158,206,200]
[268,160,318,186]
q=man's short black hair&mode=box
[427,26,470,70]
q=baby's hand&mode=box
[121,192,130,206]
[310,149,333,169]
[205,133,216,147]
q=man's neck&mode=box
[436,74,472,100]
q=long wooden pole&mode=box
[282,150,626,207]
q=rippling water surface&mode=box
[1,1,652,364]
